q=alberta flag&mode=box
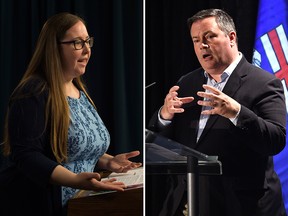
[252,0,288,212]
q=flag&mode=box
[252,0,288,212]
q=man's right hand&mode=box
[160,86,194,120]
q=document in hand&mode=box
[72,167,143,198]
[104,166,143,188]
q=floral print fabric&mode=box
[62,91,110,205]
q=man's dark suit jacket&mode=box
[148,56,287,216]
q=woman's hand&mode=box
[76,172,126,192]
[107,151,142,173]
[50,165,126,191]
[98,151,142,173]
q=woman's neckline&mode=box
[67,91,82,100]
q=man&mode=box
[148,9,287,216]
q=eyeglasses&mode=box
[59,37,94,50]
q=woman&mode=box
[0,12,141,216]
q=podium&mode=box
[145,129,222,216]
[67,187,143,216]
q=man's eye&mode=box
[206,35,215,40]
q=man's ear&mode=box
[229,31,237,47]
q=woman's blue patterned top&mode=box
[61,91,110,206]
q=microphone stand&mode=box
[145,82,156,89]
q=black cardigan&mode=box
[0,79,63,216]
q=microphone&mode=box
[145,82,156,89]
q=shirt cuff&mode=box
[229,106,241,126]
[158,107,172,126]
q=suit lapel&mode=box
[196,56,248,145]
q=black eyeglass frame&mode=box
[59,37,94,50]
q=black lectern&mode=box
[145,129,222,216]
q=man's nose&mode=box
[200,42,209,49]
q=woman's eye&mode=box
[74,40,82,45]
